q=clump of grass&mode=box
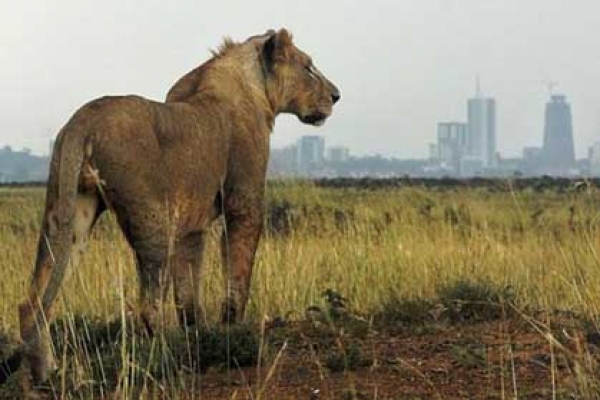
[437,279,516,323]
[45,315,260,395]
[324,342,372,373]
[50,314,123,352]
[373,296,437,328]
[449,341,487,369]
[374,280,516,329]
[0,330,21,391]
[266,199,300,236]
[0,331,16,365]
[340,388,369,400]
[303,289,372,338]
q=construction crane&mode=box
[545,81,558,97]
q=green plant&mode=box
[324,343,371,372]
[437,279,516,323]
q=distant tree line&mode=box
[0,146,49,182]
[2,176,597,193]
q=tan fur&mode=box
[14,29,340,387]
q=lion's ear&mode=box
[262,29,293,71]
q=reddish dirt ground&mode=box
[3,317,595,399]
[170,319,594,399]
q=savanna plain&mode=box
[1,178,600,399]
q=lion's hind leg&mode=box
[134,244,171,336]
[172,232,206,328]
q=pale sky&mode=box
[2,0,600,158]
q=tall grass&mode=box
[1,182,600,397]
[2,183,600,327]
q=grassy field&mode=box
[1,180,600,398]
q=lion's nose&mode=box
[331,91,341,104]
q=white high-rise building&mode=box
[437,122,469,171]
[468,95,496,167]
[542,95,575,175]
[297,135,325,172]
[327,146,349,163]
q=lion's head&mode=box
[258,29,340,126]
[166,29,340,127]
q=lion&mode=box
[9,28,340,387]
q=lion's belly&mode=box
[91,147,225,243]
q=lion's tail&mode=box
[40,115,87,310]
[0,116,88,384]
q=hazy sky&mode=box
[2,0,600,158]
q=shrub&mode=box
[324,343,371,372]
[437,279,515,323]
[374,296,436,328]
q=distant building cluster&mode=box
[269,136,351,177]
[428,92,582,177]
[267,89,599,178]
[429,92,498,176]
[269,135,428,178]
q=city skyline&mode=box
[427,91,584,176]
[1,84,595,163]
[2,87,595,163]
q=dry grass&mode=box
[1,181,600,398]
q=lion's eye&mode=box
[306,65,318,80]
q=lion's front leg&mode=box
[220,196,263,324]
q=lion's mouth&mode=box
[300,112,328,126]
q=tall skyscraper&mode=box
[542,95,575,174]
[436,122,469,171]
[297,135,325,173]
[468,94,496,167]
[327,146,350,163]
